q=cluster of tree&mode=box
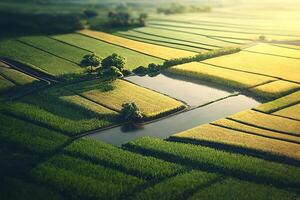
[120,102,143,122]
[133,63,161,77]
[81,53,131,81]
[0,11,84,38]
[157,3,211,15]
[107,11,147,27]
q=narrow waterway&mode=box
[88,74,262,146]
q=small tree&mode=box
[83,9,98,18]
[101,53,126,70]
[259,35,266,41]
[81,53,102,73]
[100,66,123,81]
[120,102,143,122]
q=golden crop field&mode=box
[202,50,300,83]
[173,124,300,160]
[168,62,275,89]
[245,43,300,59]
[256,90,300,113]
[228,109,300,136]
[274,103,300,121]
[212,118,300,144]
[78,29,197,60]
[249,80,300,99]
[67,79,184,118]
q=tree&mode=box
[100,66,123,81]
[101,53,126,70]
[120,102,143,122]
[81,53,102,73]
[83,10,98,18]
[138,13,148,26]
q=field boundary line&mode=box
[226,117,300,137]
[16,39,81,66]
[269,43,300,50]
[117,33,210,52]
[251,108,300,122]
[76,32,167,61]
[47,36,93,53]
[0,71,18,85]
[200,61,300,84]
[210,122,300,145]
[243,49,300,60]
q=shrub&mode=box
[132,66,148,76]
[121,69,132,76]
[120,102,143,122]
[100,66,123,81]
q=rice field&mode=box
[212,118,300,144]
[228,110,300,136]
[202,50,300,83]
[274,103,300,121]
[167,62,275,90]
[0,40,83,76]
[78,29,197,59]
[255,90,300,113]
[66,79,184,118]
[249,80,300,99]
[172,124,300,160]
[52,33,163,70]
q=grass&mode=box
[0,75,14,92]
[1,87,119,136]
[125,136,300,188]
[0,39,83,76]
[18,36,90,64]
[172,124,300,160]
[167,62,274,89]
[246,43,300,59]
[131,170,219,200]
[189,178,296,200]
[52,33,163,70]
[228,109,300,136]
[64,138,187,180]
[249,80,300,99]
[66,79,184,118]
[212,118,300,144]
[255,90,300,113]
[78,29,197,59]
[32,154,144,200]
[0,65,37,85]
[0,113,69,153]
[202,50,300,83]
[274,103,300,121]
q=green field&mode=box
[52,33,163,70]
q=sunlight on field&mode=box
[274,103,300,121]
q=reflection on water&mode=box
[125,73,237,107]
[88,94,261,146]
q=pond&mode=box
[87,74,263,146]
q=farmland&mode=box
[1,0,300,199]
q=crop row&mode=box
[274,103,300,121]
[64,138,187,180]
[125,136,300,188]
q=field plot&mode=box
[18,36,90,64]
[212,118,300,144]
[52,34,163,70]
[274,104,300,121]
[202,50,300,83]
[66,79,184,118]
[167,62,275,90]
[172,124,300,160]
[0,76,14,92]
[228,110,300,136]
[256,90,300,113]
[249,80,300,99]
[245,43,300,59]
[0,64,37,85]
[126,137,300,188]
[1,87,119,136]
[0,40,83,76]
[0,113,69,153]
[78,29,197,59]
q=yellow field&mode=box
[212,118,300,144]
[78,29,197,60]
[250,80,300,99]
[202,50,300,83]
[246,43,300,59]
[228,109,300,136]
[173,124,300,160]
[274,44,300,50]
[274,103,300,121]
[168,62,274,89]
[256,90,300,113]
[67,79,184,118]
